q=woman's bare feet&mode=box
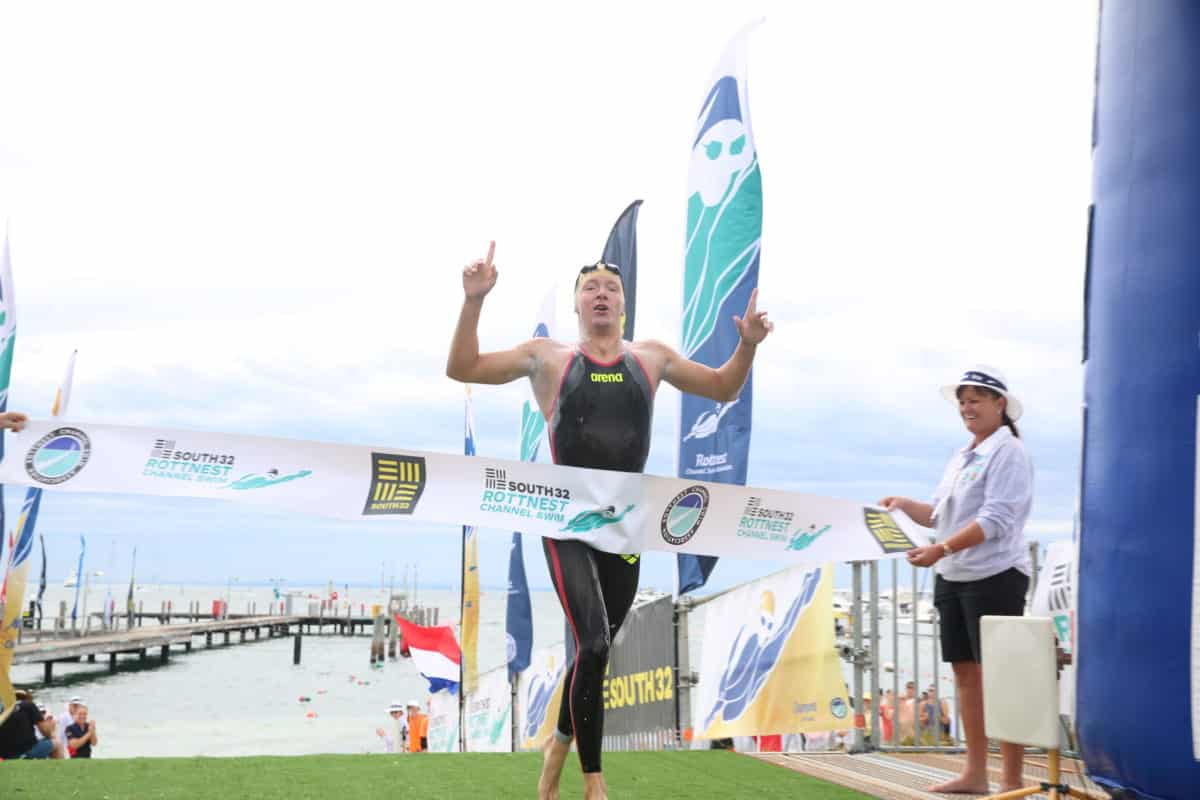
[538,736,571,800]
[927,773,990,795]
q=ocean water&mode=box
[10,584,567,758]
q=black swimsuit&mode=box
[543,348,652,773]
[549,349,653,472]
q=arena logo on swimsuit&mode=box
[589,372,624,384]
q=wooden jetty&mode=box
[8,594,444,684]
[13,615,302,682]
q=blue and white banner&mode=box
[0,223,16,568]
[601,200,643,341]
[507,290,554,680]
[0,417,923,564]
[677,23,763,594]
[2,351,76,720]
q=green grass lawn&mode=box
[0,751,876,799]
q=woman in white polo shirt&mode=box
[879,366,1032,795]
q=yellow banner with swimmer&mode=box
[694,564,849,738]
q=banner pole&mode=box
[869,560,881,750]
[673,598,692,747]
[851,561,865,753]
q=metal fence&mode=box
[843,543,1068,757]
[506,545,1058,755]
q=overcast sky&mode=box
[0,2,1097,594]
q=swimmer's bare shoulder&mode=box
[627,339,672,386]
[528,338,575,417]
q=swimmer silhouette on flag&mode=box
[524,660,565,740]
[704,568,820,729]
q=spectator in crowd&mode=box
[405,700,428,752]
[878,689,895,743]
[928,683,952,741]
[897,680,917,743]
[65,703,98,758]
[57,696,83,752]
[919,691,940,745]
[0,697,65,759]
[375,702,408,753]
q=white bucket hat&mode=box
[940,365,1023,421]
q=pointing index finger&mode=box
[746,287,758,316]
[485,241,496,269]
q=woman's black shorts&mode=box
[933,567,1030,663]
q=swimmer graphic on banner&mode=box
[677,22,764,595]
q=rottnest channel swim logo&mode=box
[142,440,311,492]
[480,466,571,525]
[660,485,709,546]
[25,427,91,485]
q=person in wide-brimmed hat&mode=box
[375,702,408,753]
[878,365,1033,795]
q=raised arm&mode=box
[446,242,539,385]
[654,288,773,402]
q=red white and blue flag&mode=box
[396,615,462,695]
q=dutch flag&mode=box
[396,615,462,694]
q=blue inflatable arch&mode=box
[1080,2,1200,798]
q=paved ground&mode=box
[751,750,1107,800]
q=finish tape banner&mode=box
[0,419,921,561]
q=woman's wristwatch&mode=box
[941,542,954,558]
